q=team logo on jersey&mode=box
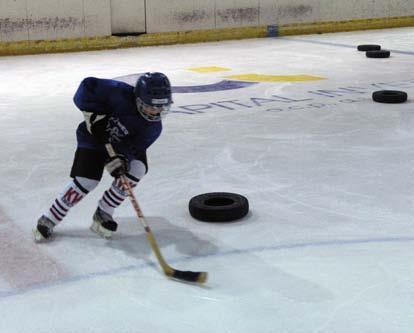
[106,117,129,143]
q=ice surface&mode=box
[0,27,414,333]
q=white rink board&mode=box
[82,0,111,38]
[1,0,414,41]
[0,0,112,41]
[0,0,28,42]
[215,0,259,29]
[259,0,322,25]
[110,0,145,34]
[145,0,414,32]
[26,0,84,41]
[146,0,215,33]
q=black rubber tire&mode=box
[357,44,381,51]
[366,50,390,58]
[189,192,249,222]
[372,90,408,104]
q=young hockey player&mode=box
[34,72,173,241]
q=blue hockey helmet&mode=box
[134,72,173,121]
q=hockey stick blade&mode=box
[168,270,208,283]
[147,229,208,284]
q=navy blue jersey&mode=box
[73,77,162,160]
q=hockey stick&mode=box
[105,143,208,284]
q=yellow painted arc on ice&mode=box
[188,66,231,73]
[186,66,326,82]
[224,74,325,82]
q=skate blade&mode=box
[90,220,113,239]
[33,228,50,243]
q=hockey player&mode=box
[34,72,173,242]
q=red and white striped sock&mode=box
[98,175,139,216]
[44,177,97,225]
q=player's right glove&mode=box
[83,112,128,144]
[91,116,110,143]
[82,111,110,143]
[105,154,129,178]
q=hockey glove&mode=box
[105,154,129,178]
[83,111,110,143]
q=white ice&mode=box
[1,27,414,333]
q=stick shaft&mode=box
[105,143,207,283]
[105,144,174,274]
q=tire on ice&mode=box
[357,44,381,51]
[189,192,249,222]
[366,50,390,58]
[372,90,408,104]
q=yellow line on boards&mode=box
[0,16,413,56]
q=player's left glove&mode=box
[83,112,129,144]
[105,154,129,178]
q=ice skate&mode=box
[33,215,56,242]
[90,207,118,239]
